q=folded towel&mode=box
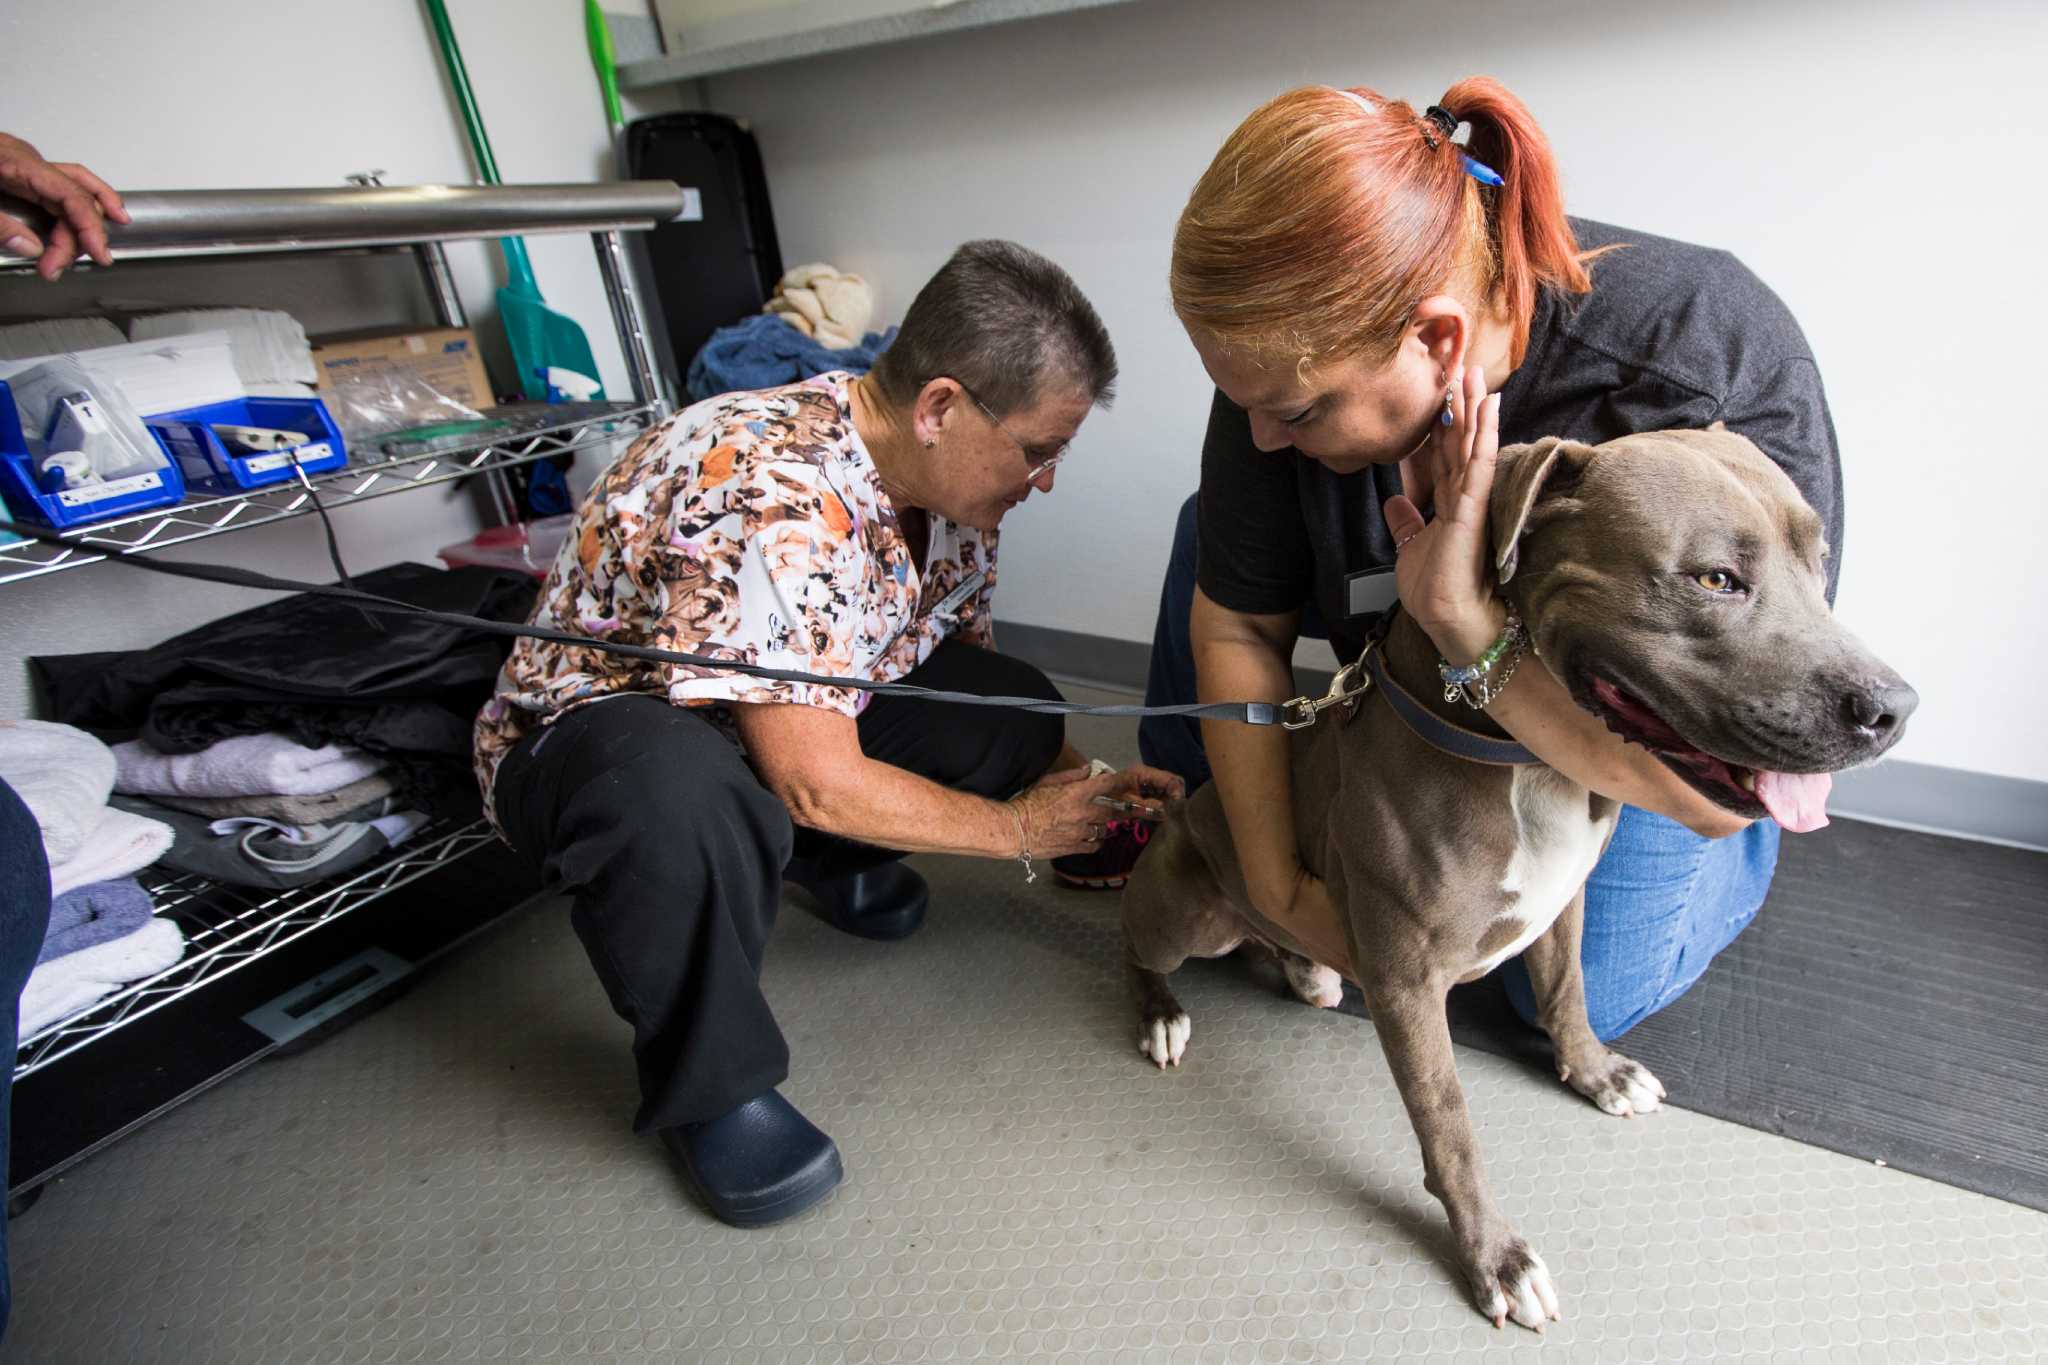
[0,720,119,865]
[685,313,896,404]
[48,805,173,898]
[39,877,154,966]
[763,263,874,351]
[19,915,185,1038]
[147,772,399,826]
[114,796,428,891]
[113,733,385,799]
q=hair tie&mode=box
[1422,103,1505,187]
[1331,89,1503,187]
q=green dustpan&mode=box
[422,0,605,404]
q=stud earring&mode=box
[923,438,937,449]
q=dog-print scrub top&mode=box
[473,371,997,825]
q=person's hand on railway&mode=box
[0,133,129,282]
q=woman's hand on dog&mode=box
[1008,763,1183,859]
[1386,364,1507,665]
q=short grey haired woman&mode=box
[478,239,1181,1228]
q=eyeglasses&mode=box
[958,382,1069,482]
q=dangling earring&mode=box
[1440,386,1455,427]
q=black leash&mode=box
[0,518,1288,728]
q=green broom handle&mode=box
[421,0,539,293]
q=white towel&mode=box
[48,805,173,897]
[19,915,186,1038]
[113,733,386,799]
[764,263,874,351]
[0,720,118,865]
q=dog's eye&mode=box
[1694,570,1745,594]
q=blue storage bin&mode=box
[145,394,349,492]
[0,376,185,529]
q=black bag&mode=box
[625,112,786,386]
[30,563,538,760]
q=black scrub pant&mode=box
[493,640,1065,1133]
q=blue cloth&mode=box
[37,877,153,966]
[0,777,55,1342]
[684,314,897,404]
[1140,491,1778,1042]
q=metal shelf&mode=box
[0,401,657,586]
[618,0,1135,86]
[13,815,500,1081]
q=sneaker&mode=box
[1051,818,1155,890]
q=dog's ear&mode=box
[1491,436,1596,584]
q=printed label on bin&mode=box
[57,470,164,507]
[241,444,330,475]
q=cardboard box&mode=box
[310,327,496,411]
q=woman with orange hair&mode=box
[1132,80,1844,1039]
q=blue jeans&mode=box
[1140,493,1778,1042]
[0,779,52,1342]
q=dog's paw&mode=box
[1138,1011,1191,1068]
[1282,957,1344,1010]
[1464,1234,1561,1331]
[1560,1047,1666,1117]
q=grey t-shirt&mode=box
[1195,218,1843,661]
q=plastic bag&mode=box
[318,365,483,447]
[436,514,574,579]
[0,357,167,484]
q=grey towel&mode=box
[39,877,155,966]
[111,796,426,891]
[147,773,399,826]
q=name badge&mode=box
[1345,566,1400,618]
[933,570,986,619]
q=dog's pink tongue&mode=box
[1755,770,1832,833]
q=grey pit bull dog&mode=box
[1121,425,1918,1330]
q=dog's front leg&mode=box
[1364,977,1560,1330]
[1522,890,1666,1117]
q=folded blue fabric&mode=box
[39,876,155,966]
[686,314,897,404]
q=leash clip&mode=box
[1280,656,1372,730]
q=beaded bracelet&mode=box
[1439,605,1526,708]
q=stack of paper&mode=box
[0,318,127,362]
[130,308,317,388]
[61,331,245,417]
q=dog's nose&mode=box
[1842,679,1919,736]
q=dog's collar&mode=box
[1356,611,1542,767]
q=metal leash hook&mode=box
[1279,653,1373,730]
